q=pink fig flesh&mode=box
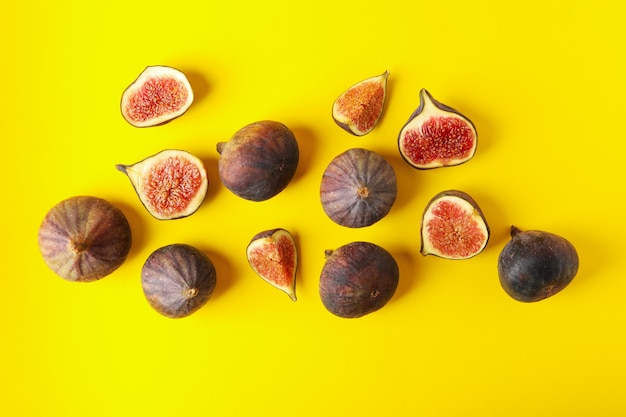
[398,89,477,169]
[120,66,194,127]
[420,190,489,259]
[246,229,297,301]
[332,71,389,136]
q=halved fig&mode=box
[120,65,194,127]
[141,244,216,318]
[420,190,489,259]
[332,71,389,136]
[246,228,297,301]
[116,149,208,220]
[320,148,397,228]
[398,89,477,169]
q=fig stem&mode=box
[510,225,523,237]
[216,142,226,154]
[324,249,334,259]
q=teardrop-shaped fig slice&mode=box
[320,148,397,228]
[332,71,389,136]
[217,120,299,202]
[120,65,194,127]
[246,228,297,301]
[398,89,477,169]
[38,196,132,282]
[141,244,217,318]
[420,190,489,259]
[116,149,208,220]
[498,226,579,302]
[319,241,399,318]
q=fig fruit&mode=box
[217,120,299,202]
[319,241,399,318]
[116,149,208,220]
[120,65,194,127]
[141,244,217,318]
[332,70,389,136]
[246,228,297,301]
[420,190,489,259]
[37,196,132,282]
[320,148,397,228]
[398,89,477,169]
[498,226,579,302]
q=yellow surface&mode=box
[2,1,626,416]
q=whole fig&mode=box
[320,148,397,228]
[38,196,132,282]
[141,244,217,318]
[217,120,299,201]
[319,241,399,318]
[498,226,579,302]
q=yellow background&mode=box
[2,1,625,415]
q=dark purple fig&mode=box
[217,120,299,202]
[320,148,397,228]
[38,196,132,282]
[116,149,208,220]
[120,65,194,127]
[420,190,489,259]
[498,226,579,302]
[398,89,477,169]
[141,244,217,318]
[332,71,389,136]
[246,228,297,301]
[319,241,399,318]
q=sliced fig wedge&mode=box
[332,71,389,136]
[116,149,208,220]
[398,89,477,169]
[246,228,297,301]
[120,65,194,127]
[420,190,489,259]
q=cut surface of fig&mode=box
[398,89,477,169]
[420,190,489,259]
[332,70,389,136]
[120,65,194,127]
[141,244,216,318]
[38,196,132,282]
[498,226,579,302]
[320,148,397,228]
[217,120,299,202]
[116,149,208,220]
[246,228,297,301]
[319,241,399,318]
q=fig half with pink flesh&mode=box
[398,89,477,169]
[120,66,194,127]
[246,228,297,301]
[116,149,208,220]
[332,71,389,136]
[38,196,132,282]
[420,190,489,259]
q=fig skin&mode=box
[320,148,397,228]
[217,120,299,202]
[398,89,477,169]
[116,149,208,220]
[246,228,297,301]
[37,196,132,282]
[319,241,399,318]
[120,65,194,128]
[498,226,579,302]
[420,190,490,259]
[332,70,389,136]
[141,244,217,318]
